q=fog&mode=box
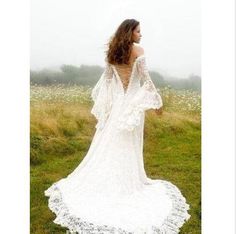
[31,0,200,78]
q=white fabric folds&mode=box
[44,55,191,234]
[91,63,113,130]
[116,56,163,131]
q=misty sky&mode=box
[31,0,200,78]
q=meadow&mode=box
[30,84,201,234]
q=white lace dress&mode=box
[44,55,191,234]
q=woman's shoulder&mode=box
[132,44,145,57]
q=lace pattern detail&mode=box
[116,56,163,132]
[137,57,161,94]
[91,63,113,130]
[45,55,191,234]
[44,180,191,233]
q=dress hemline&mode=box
[44,179,191,234]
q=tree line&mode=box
[30,64,201,91]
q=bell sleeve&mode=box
[135,55,163,109]
[116,56,163,132]
[91,63,113,130]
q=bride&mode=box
[45,19,191,233]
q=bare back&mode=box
[114,45,144,92]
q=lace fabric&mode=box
[91,55,163,132]
[45,54,191,234]
[45,179,191,234]
[91,63,113,130]
[115,55,163,132]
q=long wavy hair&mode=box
[105,19,140,65]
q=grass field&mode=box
[30,84,201,234]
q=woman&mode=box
[45,19,191,233]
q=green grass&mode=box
[30,85,201,234]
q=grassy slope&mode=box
[30,101,201,234]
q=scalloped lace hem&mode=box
[44,179,191,234]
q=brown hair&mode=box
[105,19,140,65]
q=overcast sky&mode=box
[31,0,200,78]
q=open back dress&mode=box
[44,54,191,233]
